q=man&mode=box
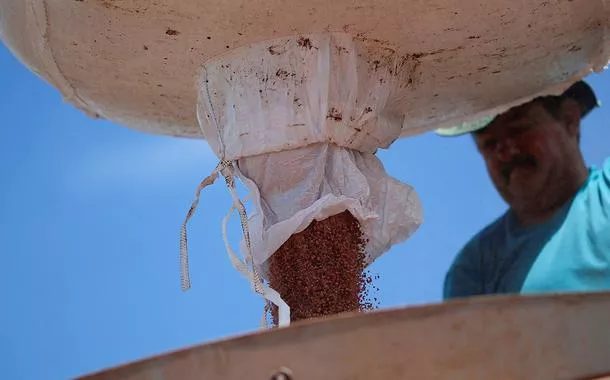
[437,80,610,299]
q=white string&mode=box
[179,159,291,327]
[179,168,220,291]
[220,201,252,279]
[220,163,291,327]
[220,195,290,327]
[194,70,289,326]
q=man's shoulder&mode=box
[580,157,610,211]
[603,156,610,173]
[443,213,510,299]
[458,212,509,257]
[446,213,508,278]
[589,157,610,182]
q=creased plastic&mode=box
[0,0,100,118]
[598,0,610,72]
[235,143,422,271]
[3,1,610,138]
[197,34,423,271]
[197,33,417,160]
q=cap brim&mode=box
[435,80,600,137]
[434,115,495,137]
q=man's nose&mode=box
[494,139,520,162]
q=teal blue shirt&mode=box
[444,158,610,299]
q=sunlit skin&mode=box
[473,98,590,226]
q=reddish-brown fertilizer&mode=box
[267,211,379,326]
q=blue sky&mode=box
[0,42,608,380]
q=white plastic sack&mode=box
[235,143,422,270]
[197,33,423,272]
[197,33,418,159]
[1,1,609,138]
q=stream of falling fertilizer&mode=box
[267,211,380,326]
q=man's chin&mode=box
[505,181,543,204]
[495,174,540,201]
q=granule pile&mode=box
[267,211,379,326]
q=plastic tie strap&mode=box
[179,160,291,327]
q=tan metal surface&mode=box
[1,0,608,138]
[78,292,610,380]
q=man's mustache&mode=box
[500,155,537,181]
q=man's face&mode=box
[473,100,580,207]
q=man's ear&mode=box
[560,98,582,139]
